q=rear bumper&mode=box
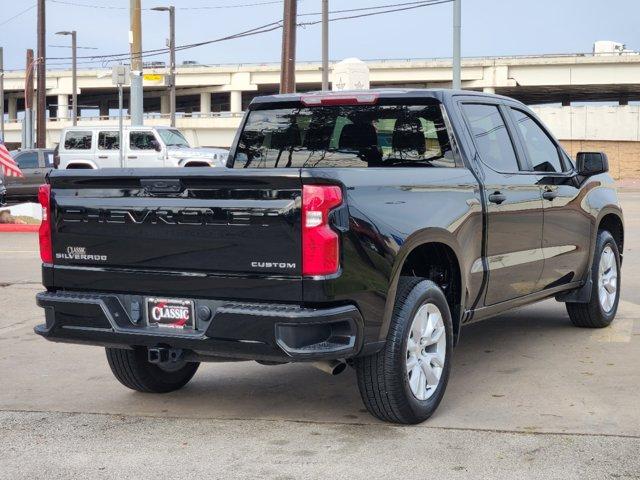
[35,291,363,362]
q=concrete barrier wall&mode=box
[532,106,640,179]
[531,105,640,142]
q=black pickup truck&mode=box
[35,89,623,424]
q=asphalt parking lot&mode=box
[1,192,639,479]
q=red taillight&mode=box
[302,185,342,276]
[38,184,53,264]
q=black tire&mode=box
[355,277,454,424]
[566,230,621,328]
[105,347,200,393]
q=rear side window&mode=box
[233,103,456,168]
[64,131,92,150]
[15,152,39,169]
[510,108,564,173]
[98,132,120,150]
[462,104,520,173]
[130,131,157,150]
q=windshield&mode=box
[157,129,190,148]
[233,103,455,168]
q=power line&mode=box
[0,3,37,27]
[46,0,450,65]
[47,0,294,11]
[298,0,448,17]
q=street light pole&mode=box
[71,31,77,125]
[56,31,77,125]
[152,6,176,127]
[452,0,461,90]
[321,0,329,91]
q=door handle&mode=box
[127,155,137,159]
[98,155,108,159]
[542,189,559,201]
[488,192,506,205]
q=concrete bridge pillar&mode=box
[99,101,110,118]
[57,94,69,119]
[200,92,211,114]
[160,94,170,115]
[230,90,242,113]
[8,97,17,121]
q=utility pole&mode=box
[36,0,46,148]
[56,31,77,125]
[130,0,144,125]
[71,31,77,125]
[321,0,329,91]
[25,49,35,149]
[152,6,176,127]
[279,0,297,94]
[452,0,461,90]
[0,47,4,140]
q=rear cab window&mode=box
[14,151,39,169]
[64,131,93,150]
[232,100,457,168]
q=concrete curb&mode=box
[0,224,40,233]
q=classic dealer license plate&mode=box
[146,297,194,330]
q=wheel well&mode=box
[599,213,624,255]
[66,163,93,169]
[182,161,210,167]
[400,242,462,343]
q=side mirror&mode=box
[576,152,608,176]
[150,139,162,152]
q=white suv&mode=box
[56,126,228,169]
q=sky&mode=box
[0,0,639,71]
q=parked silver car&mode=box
[4,149,54,201]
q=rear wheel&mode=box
[105,347,199,393]
[355,277,453,424]
[566,230,621,328]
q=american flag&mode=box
[0,136,23,178]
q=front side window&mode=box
[510,108,564,173]
[157,129,190,148]
[130,131,158,150]
[64,131,92,150]
[233,103,455,168]
[98,132,120,150]
[462,103,520,173]
[15,152,39,169]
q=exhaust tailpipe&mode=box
[312,360,347,376]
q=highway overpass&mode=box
[2,51,640,178]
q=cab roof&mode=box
[249,88,518,107]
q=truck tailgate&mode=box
[48,169,302,301]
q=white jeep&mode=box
[56,126,228,169]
